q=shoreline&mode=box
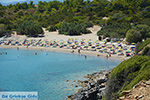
[67,70,110,100]
[0,45,129,61]
[0,45,126,100]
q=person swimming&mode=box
[35,52,37,55]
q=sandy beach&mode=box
[0,43,128,61]
[0,25,132,61]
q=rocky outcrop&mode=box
[67,71,110,100]
[119,80,150,100]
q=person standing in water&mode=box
[84,55,87,59]
[78,49,81,54]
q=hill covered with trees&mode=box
[0,0,149,39]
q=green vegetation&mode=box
[97,23,131,38]
[105,56,150,100]
[126,25,150,43]
[0,0,149,37]
[47,26,58,32]
[58,22,91,35]
[0,24,6,37]
[142,47,150,56]
[137,39,150,52]
[16,21,44,37]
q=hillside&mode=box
[104,40,150,100]
[0,0,150,39]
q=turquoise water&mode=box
[0,48,120,100]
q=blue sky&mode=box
[0,0,64,5]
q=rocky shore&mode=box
[67,70,110,100]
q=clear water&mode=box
[0,48,120,100]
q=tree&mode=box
[17,21,44,37]
[47,26,57,32]
[58,22,91,35]
[97,23,131,38]
[135,24,150,39]
[126,24,150,43]
[126,29,142,43]
[0,24,8,37]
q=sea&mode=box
[0,48,120,100]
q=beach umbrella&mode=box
[131,43,136,45]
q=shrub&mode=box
[126,29,142,43]
[105,56,150,100]
[0,24,8,37]
[58,22,91,36]
[97,23,131,38]
[126,25,150,43]
[17,21,44,37]
[137,39,150,52]
[47,26,57,32]
[142,47,150,56]
[83,22,94,28]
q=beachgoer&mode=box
[35,52,37,55]
[71,50,74,53]
[97,54,100,57]
[78,49,81,54]
[106,55,109,59]
[84,55,87,59]
[17,47,19,50]
[109,53,111,57]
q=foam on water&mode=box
[0,48,120,100]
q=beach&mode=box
[0,26,134,61]
[0,45,127,61]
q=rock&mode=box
[138,95,144,99]
[121,90,131,95]
[145,80,150,85]
[67,95,74,100]
[97,79,106,84]
[119,96,125,100]
[67,70,109,100]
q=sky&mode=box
[0,0,64,5]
